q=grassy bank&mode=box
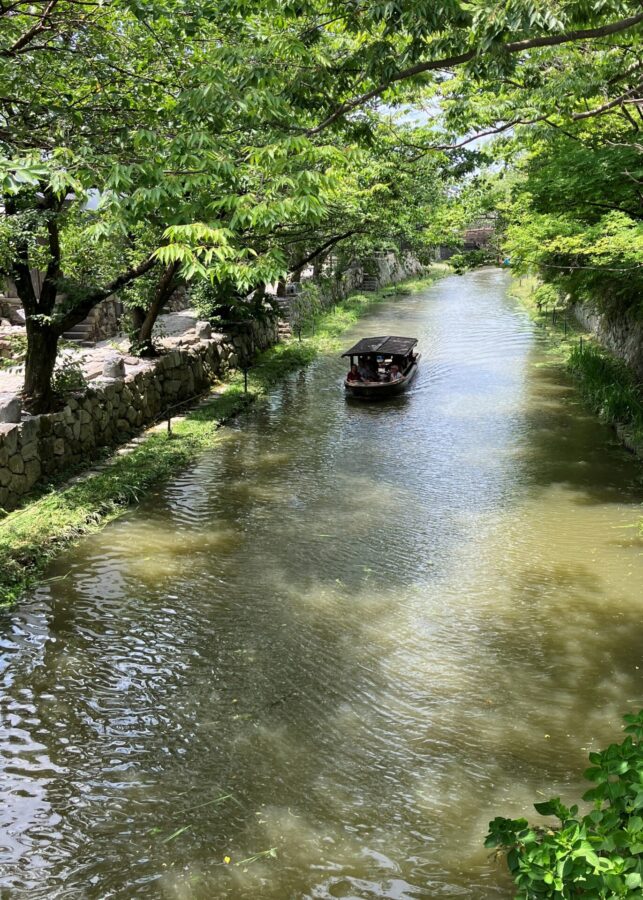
[0,269,445,606]
[510,276,643,455]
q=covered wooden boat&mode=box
[342,336,420,399]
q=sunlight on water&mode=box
[1,269,642,898]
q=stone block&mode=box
[24,458,41,486]
[8,453,24,475]
[0,465,11,487]
[20,416,39,444]
[39,415,53,436]
[79,409,91,425]
[196,320,212,340]
[9,472,26,494]
[0,394,21,424]
[103,355,126,379]
[164,379,181,395]
[53,437,65,456]
[20,441,38,462]
[79,422,94,444]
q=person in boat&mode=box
[388,363,402,382]
[358,357,377,382]
[347,363,362,382]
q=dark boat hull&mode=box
[344,357,420,400]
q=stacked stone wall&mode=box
[572,302,643,380]
[0,317,277,512]
[308,252,424,307]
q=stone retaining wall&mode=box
[572,302,643,380]
[367,251,425,288]
[0,317,277,512]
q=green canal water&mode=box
[1,269,642,898]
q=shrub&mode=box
[0,332,27,370]
[486,711,643,898]
[568,344,643,434]
[51,350,87,395]
[449,248,495,273]
[534,283,562,310]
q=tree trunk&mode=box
[131,263,179,357]
[313,251,328,280]
[23,319,60,414]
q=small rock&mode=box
[0,394,21,424]
[102,355,126,379]
[195,321,212,340]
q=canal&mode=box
[1,268,642,898]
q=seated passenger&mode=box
[358,358,377,381]
[347,364,361,382]
[389,363,402,382]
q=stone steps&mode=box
[361,276,379,291]
[62,323,95,347]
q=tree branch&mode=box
[308,12,643,135]
[57,254,158,333]
[289,230,363,274]
[572,84,642,120]
[3,0,58,56]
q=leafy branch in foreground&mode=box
[487,711,643,898]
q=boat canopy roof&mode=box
[341,336,418,358]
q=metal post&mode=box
[579,335,583,354]
[552,308,556,325]
[167,413,172,435]
[243,368,248,394]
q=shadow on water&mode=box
[518,360,643,504]
[1,269,642,899]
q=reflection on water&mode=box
[1,269,642,898]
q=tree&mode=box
[0,0,360,407]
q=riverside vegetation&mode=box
[486,711,643,898]
[510,277,643,460]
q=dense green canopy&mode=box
[0,0,641,409]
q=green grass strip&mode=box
[0,269,445,606]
